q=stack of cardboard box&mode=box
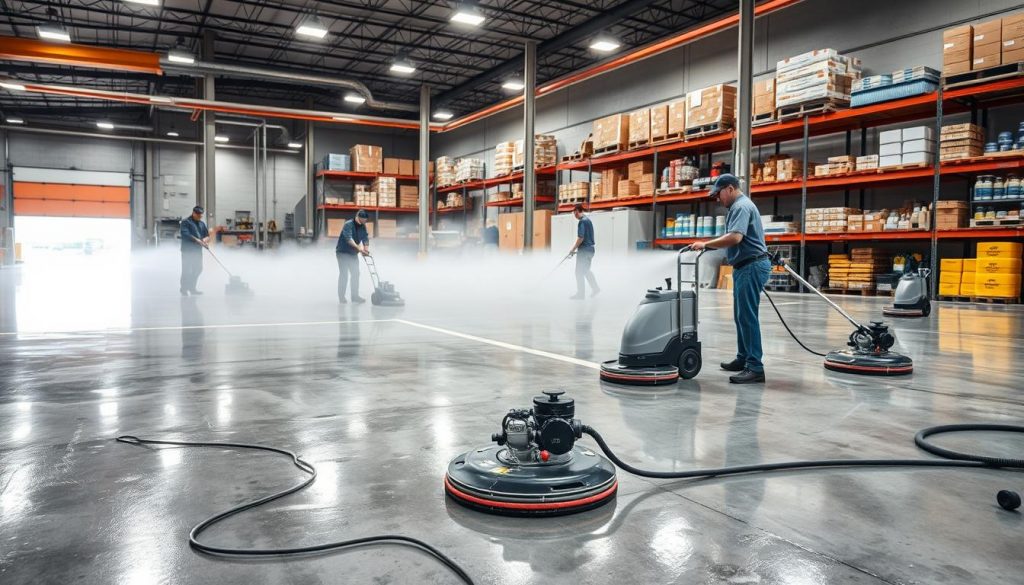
[512,135,557,169]
[376,219,398,239]
[497,210,555,251]
[350,145,383,173]
[592,114,630,152]
[879,126,936,168]
[856,155,879,171]
[806,207,859,234]
[754,78,775,121]
[940,123,984,160]
[777,157,803,182]
[650,104,668,142]
[455,158,485,183]
[973,19,1002,71]
[371,177,396,208]
[974,242,1023,298]
[685,84,737,132]
[627,161,654,198]
[628,108,651,146]
[399,185,418,209]
[558,182,590,205]
[667,100,687,137]
[935,200,969,229]
[775,49,859,112]
[814,155,855,177]
[320,153,350,171]
[846,248,889,291]
[354,184,377,207]
[827,254,852,288]
[493,142,515,176]
[435,156,456,187]
[594,168,624,201]
[1005,13,1024,64]
[939,258,965,297]
[943,24,973,75]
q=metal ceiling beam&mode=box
[432,0,663,108]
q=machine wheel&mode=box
[922,302,931,317]
[678,348,702,379]
[370,291,382,306]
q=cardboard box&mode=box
[944,25,973,65]
[628,160,653,182]
[592,114,629,150]
[903,126,935,141]
[754,78,775,117]
[399,159,414,176]
[617,180,639,198]
[977,242,1023,258]
[382,158,398,175]
[973,19,1002,47]
[650,104,669,139]
[944,60,972,75]
[939,282,962,296]
[628,108,651,145]
[498,212,523,251]
[1004,12,1024,41]
[964,259,977,272]
[686,84,737,130]
[880,154,902,167]
[880,142,903,156]
[973,54,1001,69]
[902,138,935,153]
[532,210,553,249]
[667,100,687,135]
[327,218,345,238]
[961,271,976,284]
[903,152,934,165]
[880,129,902,144]
[960,282,975,296]
[350,144,383,173]
[940,258,964,273]
[1003,46,1024,64]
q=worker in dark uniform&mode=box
[568,204,600,300]
[179,206,210,296]
[336,209,370,303]
[692,174,770,384]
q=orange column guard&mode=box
[0,36,162,74]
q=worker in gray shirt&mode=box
[335,209,370,303]
[179,206,210,296]
[691,174,769,384]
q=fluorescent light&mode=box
[97,121,115,129]
[123,0,160,5]
[332,116,353,122]
[344,93,366,104]
[501,79,524,91]
[6,117,24,124]
[589,38,620,52]
[167,51,194,65]
[296,15,329,39]
[149,96,173,104]
[287,142,303,149]
[390,58,416,75]
[451,8,485,26]
[37,24,71,43]
[214,135,229,143]
[0,82,26,91]
[433,110,454,121]
[166,131,179,137]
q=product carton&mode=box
[399,159,414,176]
[754,78,775,117]
[592,114,630,150]
[383,158,400,175]
[667,100,687,135]
[350,144,383,173]
[685,84,737,130]
[650,104,669,139]
[628,108,651,145]
[977,242,1023,258]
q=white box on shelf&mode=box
[901,138,935,154]
[879,129,902,144]
[901,126,935,141]
[902,152,934,166]
[879,142,903,156]
[880,154,903,167]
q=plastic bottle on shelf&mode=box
[689,214,697,236]
[1007,175,1021,199]
[975,206,985,221]
[994,176,1006,200]
[715,215,726,236]
[975,175,993,201]
[986,207,997,219]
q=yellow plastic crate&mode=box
[940,258,963,272]
[963,258,976,272]
[961,271,976,284]
[974,274,1022,298]
[975,257,1022,274]
[938,282,962,296]
[960,283,974,296]
[976,242,1023,259]
[940,271,961,283]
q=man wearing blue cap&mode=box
[336,209,370,303]
[179,206,210,296]
[691,173,769,384]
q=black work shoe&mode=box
[729,369,765,384]
[720,358,745,372]
[352,296,367,303]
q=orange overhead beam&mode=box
[0,36,161,74]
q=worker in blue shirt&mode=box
[179,206,210,296]
[692,174,770,384]
[336,209,370,303]
[568,204,600,300]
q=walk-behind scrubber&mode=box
[599,248,704,385]
[882,266,931,317]
[363,254,404,306]
[204,247,253,296]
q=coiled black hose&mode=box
[582,423,1024,479]
[762,289,828,357]
[116,435,475,585]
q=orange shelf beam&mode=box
[937,227,1024,239]
[485,196,555,208]
[317,204,419,213]
[316,170,428,181]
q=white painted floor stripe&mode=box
[393,319,601,370]
[0,319,390,337]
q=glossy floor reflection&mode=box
[2,251,1024,585]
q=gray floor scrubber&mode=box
[599,248,704,385]
[363,254,404,306]
[883,267,931,317]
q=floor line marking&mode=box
[393,319,602,370]
[0,319,391,337]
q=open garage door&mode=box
[12,167,130,219]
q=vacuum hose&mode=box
[581,423,1024,479]
[116,435,475,585]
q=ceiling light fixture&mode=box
[450,4,485,26]
[296,14,329,39]
[0,81,26,91]
[390,56,416,75]
[343,93,366,104]
[287,142,303,149]
[6,117,24,124]
[589,36,621,53]
[97,121,115,129]
[167,37,195,64]
[149,96,173,104]
[166,131,179,137]
[214,135,229,143]
[123,0,160,6]
[433,110,454,121]
[37,9,71,43]
[501,78,525,91]
[332,116,353,122]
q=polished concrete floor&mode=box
[2,247,1024,585]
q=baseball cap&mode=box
[192,206,204,214]
[709,173,740,198]
[356,209,369,219]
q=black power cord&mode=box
[116,435,475,585]
[581,423,1024,479]
[762,288,828,357]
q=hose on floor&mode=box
[116,435,475,585]
[762,289,828,357]
[581,423,1024,479]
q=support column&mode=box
[202,31,216,224]
[734,0,754,184]
[523,40,537,250]
[418,85,430,256]
[305,120,315,233]
[144,142,155,243]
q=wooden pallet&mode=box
[943,62,1024,89]
[655,186,694,196]
[558,196,587,206]
[684,122,732,138]
[776,99,849,121]
[821,287,878,296]
[971,296,1020,304]
[628,139,650,150]
[560,152,586,163]
[878,162,932,171]
[651,132,685,145]
[971,218,1023,227]
[592,144,623,157]
[937,295,972,302]
[752,112,776,126]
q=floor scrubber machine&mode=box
[882,266,931,317]
[204,247,253,296]
[363,254,404,306]
[598,248,705,385]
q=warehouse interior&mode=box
[2,1,1024,584]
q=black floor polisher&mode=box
[363,254,404,306]
[766,252,912,375]
[204,247,253,296]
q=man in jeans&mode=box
[179,206,210,296]
[568,204,600,300]
[691,174,770,384]
[336,209,370,303]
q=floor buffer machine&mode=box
[203,246,253,296]
[882,265,932,318]
[363,254,404,306]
